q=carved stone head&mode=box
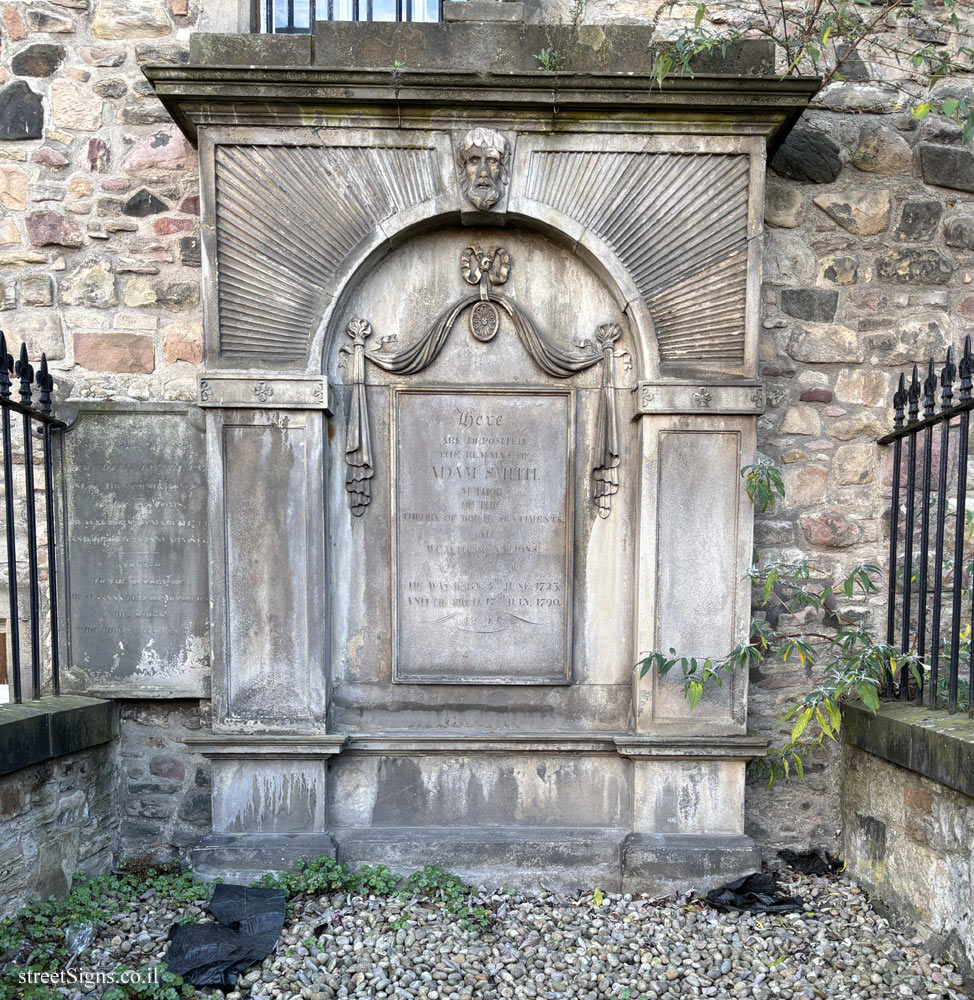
[457,127,511,211]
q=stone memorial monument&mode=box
[63,22,822,890]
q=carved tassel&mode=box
[344,318,374,517]
[592,323,622,518]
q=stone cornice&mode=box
[143,64,820,148]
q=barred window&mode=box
[262,0,439,32]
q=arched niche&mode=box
[322,224,641,733]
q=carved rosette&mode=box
[343,247,626,519]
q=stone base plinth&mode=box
[621,833,761,896]
[192,832,338,883]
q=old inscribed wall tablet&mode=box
[61,404,208,695]
[393,388,573,684]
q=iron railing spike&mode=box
[908,364,921,423]
[923,358,937,417]
[941,348,955,410]
[893,371,907,429]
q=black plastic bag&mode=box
[166,883,287,988]
[704,872,803,914]
[778,848,842,876]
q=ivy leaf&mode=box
[687,680,704,710]
[911,101,934,119]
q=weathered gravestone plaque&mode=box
[393,388,573,684]
[61,404,208,695]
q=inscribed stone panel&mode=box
[62,405,208,695]
[393,388,573,684]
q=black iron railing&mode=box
[879,334,974,715]
[0,331,65,703]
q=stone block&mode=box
[92,0,171,38]
[894,200,943,242]
[814,189,891,236]
[33,147,70,170]
[764,185,805,229]
[621,833,761,896]
[73,332,153,372]
[442,1,524,20]
[190,32,312,65]
[61,262,116,308]
[0,165,27,210]
[25,210,84,248]
[876,249,953,285]
[0,82,44,141]
[781,405,821,436]
[819,255,859,286]
[832,413,886,440]
[162,322,203,363]
[25,7,74,31]
[800,510,860,548]
[11,44,65,78]
[919,143,974,193]
[122,127,195,175]
[781,464,827,504]
[771,128,841,184]
[20,275,53,307]
[123,188,167,216]
[788,324,863,364]
[833,442,877,485]
[853,123,913,176]
[51,81,103,132]
[945,215,974,251]
[780,288,838,323]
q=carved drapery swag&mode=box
[342,245,625,518]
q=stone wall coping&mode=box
[143,63,820,148]
[185,732,349,757]
[0,696,118,777]
[841,701,974,800]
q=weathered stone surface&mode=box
[834,442,877,485]
[11,43,65,78]
[799,387,832,403]
[21,275,54,307]
[0,82,44,141]
[800,511,860,548]
[61,262,116,308]
[33,146,70,169]
[25,7,74,30]
[945,215,974,251]
[155,281,199,310]
[118,97,171,125]
[121,277,156,307]
[4,310,63,358]
[123,188,167,216]
[835,370,887,407]
[771,129,842,184]
[0,165,27,210]
[26,210,84,248]
[153,217,193,236]
[178,236,200,267]
[94,79,128,99]
[781,464,827,505]
[876,249,953,285]
[764,185,804,229]
[788,324,863,364]
[91,0,170,38]
[1,4,27,41]
[51,80,103,132]
[894,201,942,242]
[87,137,110,172]
[852,124,913,176]
[780,405,821,436]
[919,143,974,193]
[0,218,21,246]
[67,177,93,199]
[832,412,886,441]
[780,288,838,323]
[179,195,199,215]
[813,189,890,236]
[121,126,194,175]
[819,255,859,285]
[162,322,202,363]
[73,332,153,371]
[764,230,815,285]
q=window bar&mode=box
[915,358,937,705]
[266,0,273,31]
[37,356,59,697]
[352,0,359,21]
[396,0,402,20]
[930,349,955,710]
[15,345,40,700]
[886,372,906,696]
[0,334,20,704]
[948,335,972,712]
[900,364,920,697]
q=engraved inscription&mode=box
[394,390,573,684]
[63,410,208,690]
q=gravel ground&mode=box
[74,870,966,1000]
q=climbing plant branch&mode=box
[636,462,924,786]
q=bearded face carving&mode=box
[457,127,511,211]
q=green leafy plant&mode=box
[637,462,924,785]
[534,47,565,72]
[0,867,211,1000]
[648,1,974,140]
